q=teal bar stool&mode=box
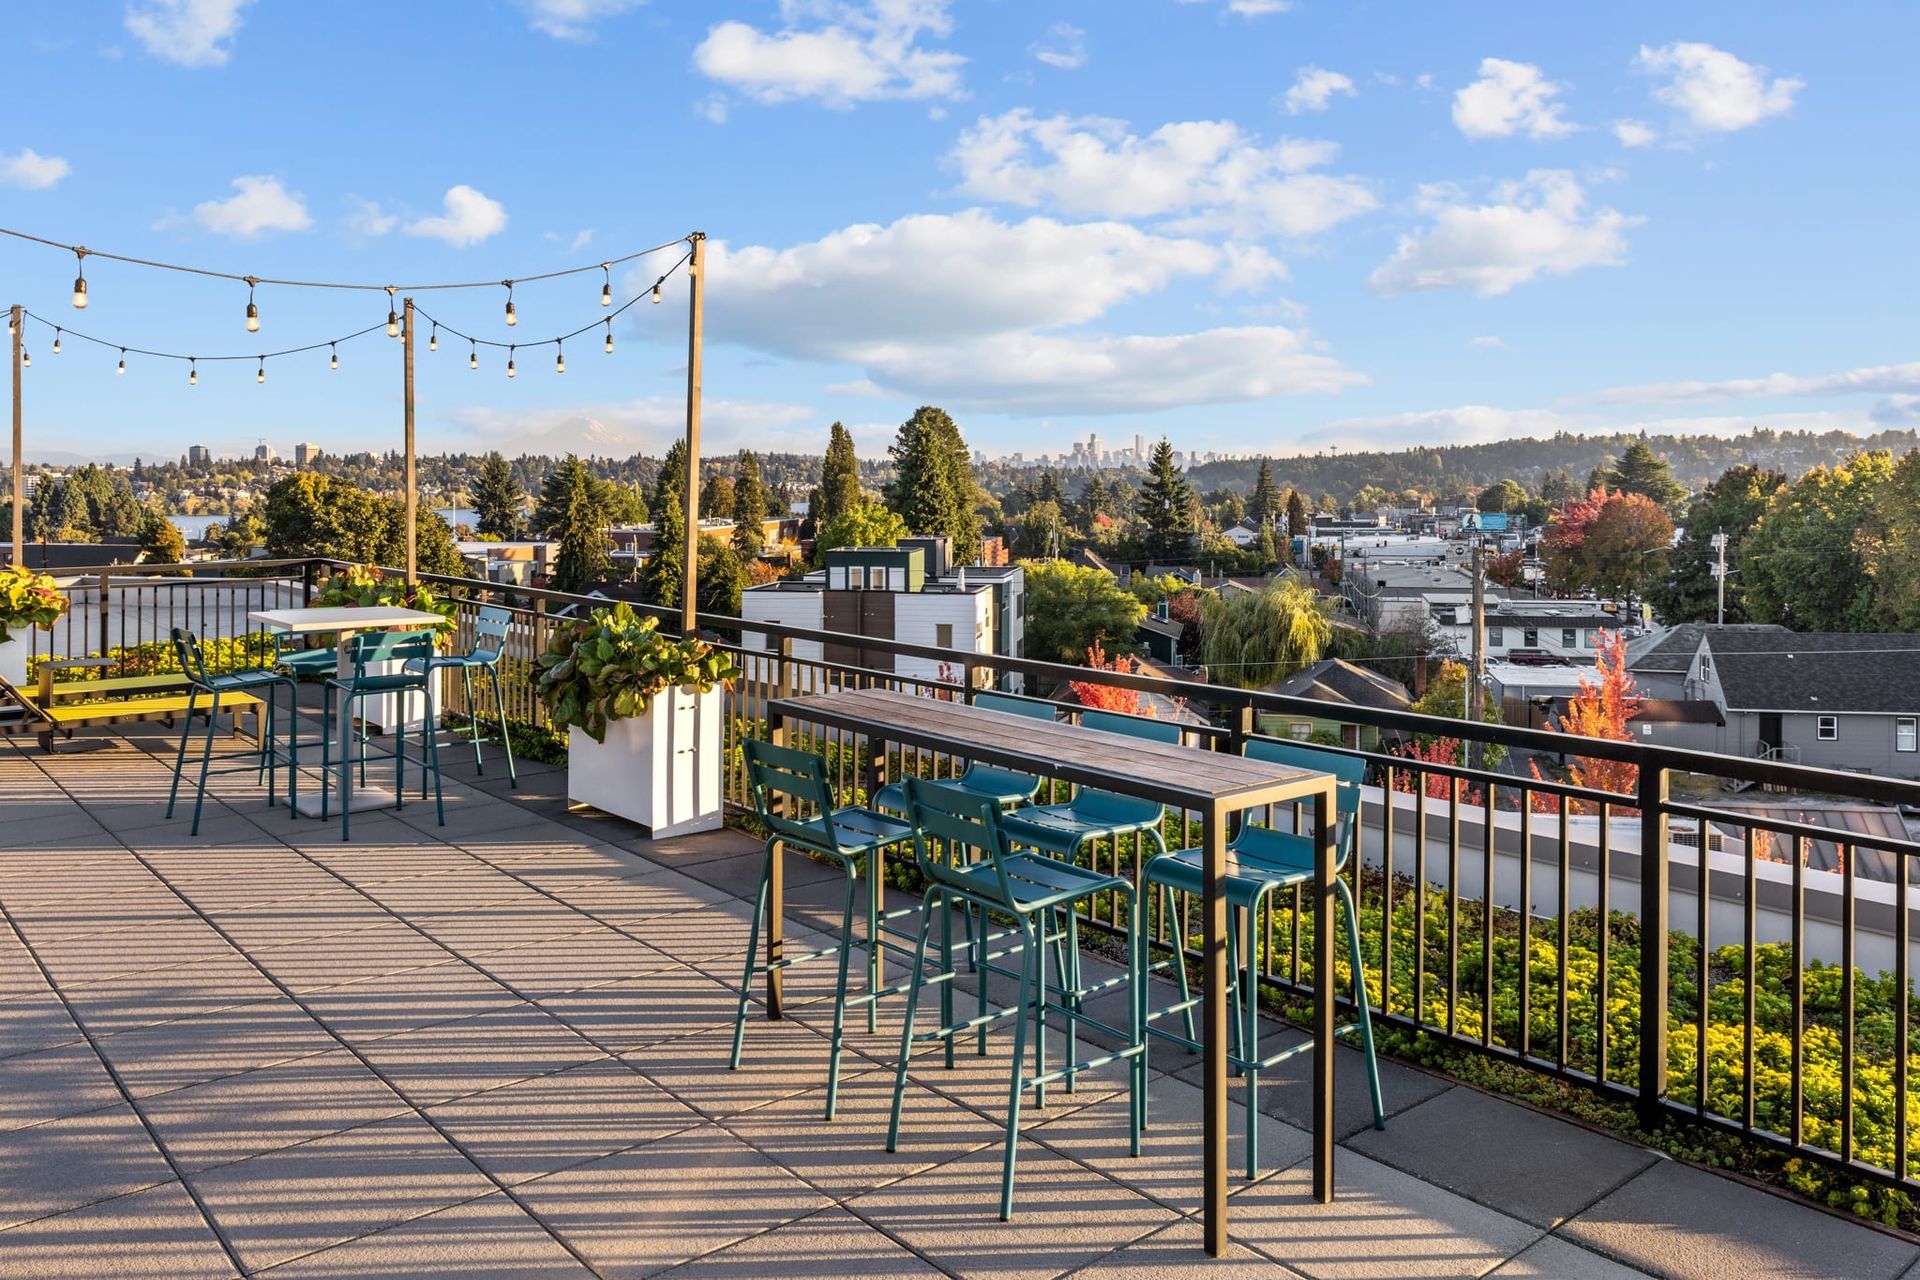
[729,739,916,1119]
[1142,738,1385,1178]
[320,630,445,839]
[871,691,1049,816]
[164,627,298,836]
[405,604,517,786]
[996,708,1177,1082]
[887,776,1147,1220]
[271,631,337,682]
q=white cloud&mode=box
[1612,119,1657,148]
[0,149,70,190]
[405,185,508,248]
[445,397,814,456]
[344,197,397,238]
[640,210,1361,416]
[1031,22,1085,70]
[124,0,253,68]
[827,378,885,397]
[948,110,1375,238]
[1593,361,1920,405]
[1872,395,1920,426]
[1227,0,1290,15]
[1469,335,1505,347]
[517,0,647,41]
[1452,57,1577,139]
[694,0,965,108]
[1216,243,1289,294]
[1368,170,1638,296]
[1285,66,1354,115]
[193,175,312,238]
[1634,42,1801,134]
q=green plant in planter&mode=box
[311,564,457,639]
[0,565,68,646]
[535,601,738,744]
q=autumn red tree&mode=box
[1529,630,1642,813]
[1486,548,1526,588]
[1391,737,1485,805]
[1069,640,1147,715]
[1539,487,1612,593]
[1540,487,1673,600]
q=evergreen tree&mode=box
[1036,469,1067,507]
[1539,468,1580,505]
[1078,473,1113,530]
[1651,464,1783,623]
[137,510,185,563]
[1285,489,1309,539]
[1137,440,1197,563]
[533,455,596,536]
[730,450,767,558]
[700,472,735,522]
[1248,457,1280,528]
[885,405,982,562]
[1605,440,1687,511]
[1255,523,1279,571]
[472,451,524,539]
[642,440,689,607]
[552,470,611,593]
[820,421,862,523]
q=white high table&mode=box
[249,605,447,818]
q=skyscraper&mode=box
[187,445,211,468]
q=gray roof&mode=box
[1704,631,1920,713]
[1627,623,1788,673]
[1265,658,1412,710]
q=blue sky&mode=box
[1,1,1914,463]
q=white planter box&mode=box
[567,685,723,839]
[0,635,26,689]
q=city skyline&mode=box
[0,3,1912,463]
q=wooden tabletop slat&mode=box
[770,687,1331,814]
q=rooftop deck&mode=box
[2,720,1915,1280]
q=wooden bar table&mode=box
[249,605,446,818]
[764,686,1340,1256]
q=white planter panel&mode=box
[0,635,26,689]
[567,686,723,839]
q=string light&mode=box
[469,340,478,370]
[51,329,61,355]
[256,356,265,385]
[329,342,338,371]
[651,279,662,304]
[603,319,613,353]
[117,348,126,375]
[188,358,196,386]
[600,264,612,307]
[506,344,516,378]
[555,340,565,375]
[428,322,437,352]
[20,349,28,368]
[13,308,388,379]
[71,250,87,310]
[385,287,399,338]
[245,279,260,333]
[503,281,516,327]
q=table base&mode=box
[291,786,399,818]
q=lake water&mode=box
[168,508,473,541]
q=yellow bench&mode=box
[17,659,265,753]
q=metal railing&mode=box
[29,555,1920,1195]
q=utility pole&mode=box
[681,232,706,637]
[1712,529,1727,625]
[9,304,21,568]
[402,297,417,585]
[1467,539,1487,771]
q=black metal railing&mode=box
[30,555,1920,1195]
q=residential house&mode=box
[1258,658,1412,750]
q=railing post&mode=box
[301,560,315,607]
[960,655,976,704]
[1227,698,1253,755]
[97,570,112,663]
[1637,760,1670,1126]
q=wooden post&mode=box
[681,233,706,637]
[402,297,417,585]
[9,304,20,568]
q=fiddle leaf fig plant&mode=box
[535,601,738,744]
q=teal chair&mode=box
[319,630,445,839]
[887,776,1147,1220]
[271,631,337,682]
[872,691,1050,816]
[406,604,517,785]
[1142,738,1384,1178]
[730,739,916,1119]
[164,627,298,836]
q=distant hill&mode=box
[1177,428,1920,504]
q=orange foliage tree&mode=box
[1391,737,1484,805]
[1069,640,1147,715]
[1528,630,1642,813]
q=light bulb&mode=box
[20,350,28,368]
[329,344,338,371]
[601,267,612,307]
[604,325,614,354]
[188,361,197,386]
[651,281,662,304]
[72,275,88,310]
[257,359,265,384]
[506,347,516,378]
[246,302,259,333]
[428,325,437,353]
[555,344,566,375]
[51,331,61,355]
[504,283,517,327]
[386,308,400,339]
[117,350,126,375]
[469,344,478,371]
